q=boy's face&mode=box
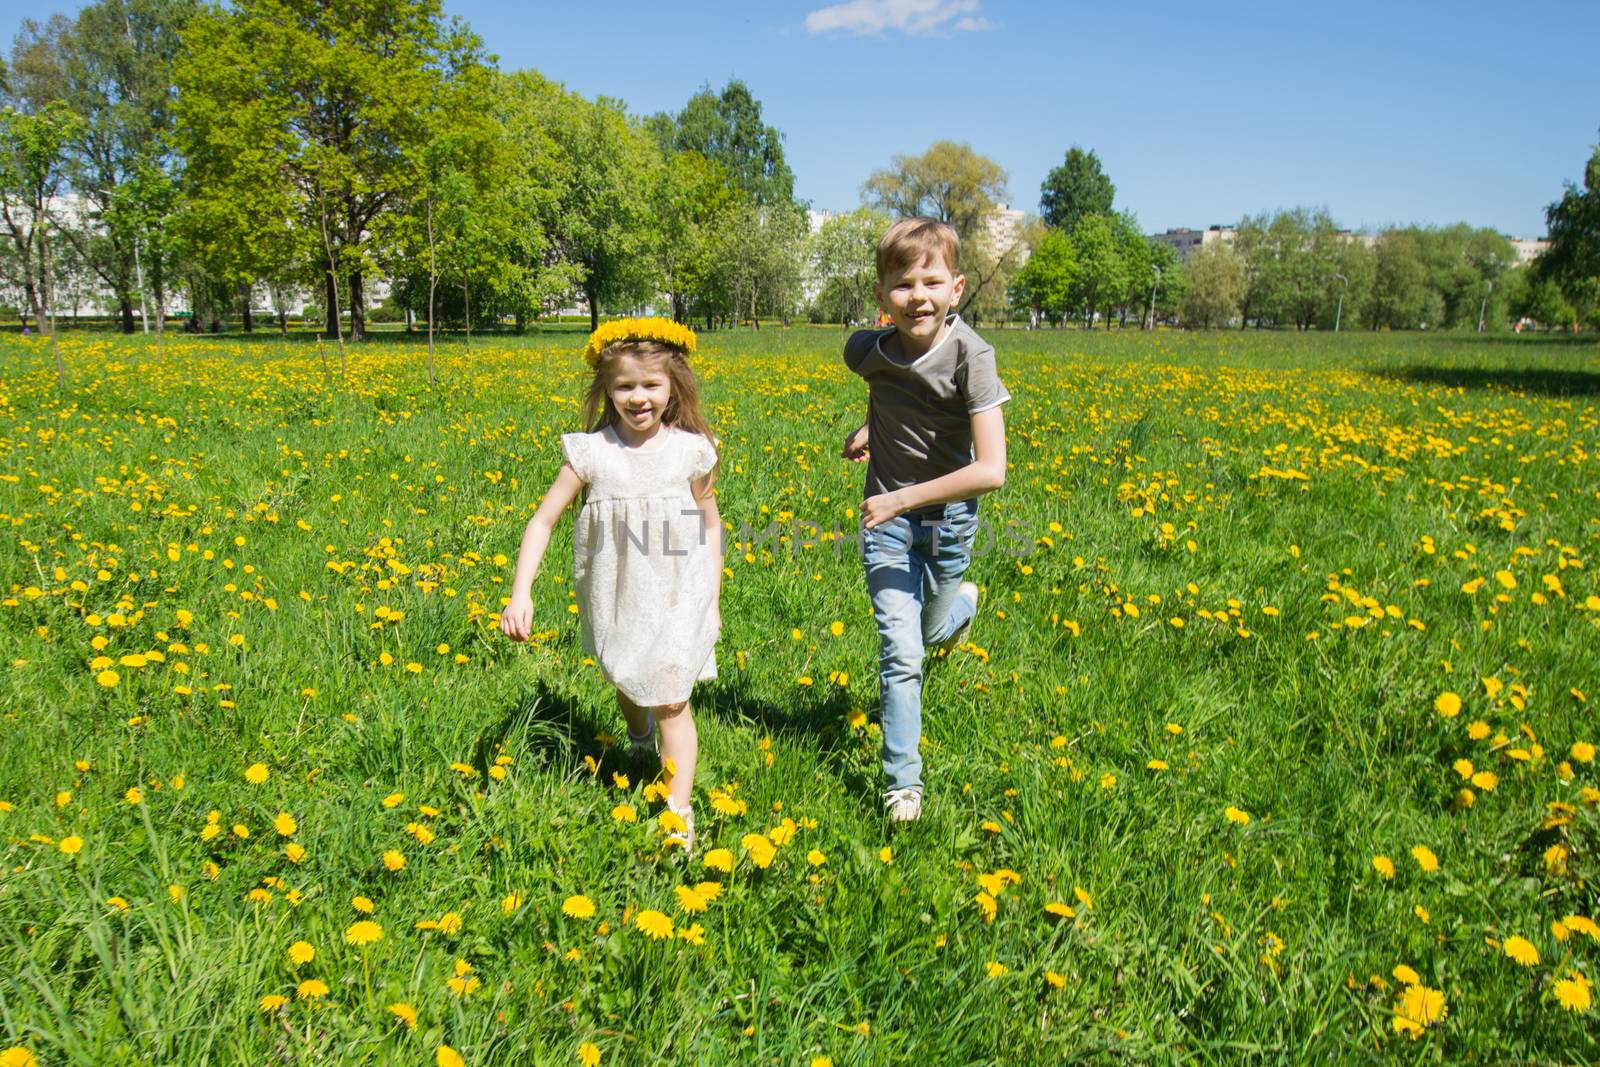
[874,253,965,353]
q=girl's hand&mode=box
[500,593,534,642]
[841,423,869,462]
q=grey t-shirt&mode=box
[843,315,1009,498]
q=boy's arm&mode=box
[501,463,585,641]
[860,406,1006,530]
[841,421,869,461]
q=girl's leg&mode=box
[616,690,654,743]
[654,700,698,808]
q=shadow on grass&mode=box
[474,672,881,802]
[1371,364,1600,396]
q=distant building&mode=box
[1508,237,1548,266]
[981,203,1029,265]
[1149,226,1236,262]
[807,209,833,235]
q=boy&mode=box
[841,217,1009,824]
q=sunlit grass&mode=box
[0,326,1597,1063]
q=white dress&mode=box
[561,425,720,707]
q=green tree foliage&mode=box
[1146,240,1186,325]
[1009,226,1075,325]
[1179,239,1245,328]
[499,72,658,331]
[1067,214,1126,329]
[1039,146,1114,233]
[1540,143,1600,297]
[173,0,483,341]
[862,140,1007,242]
[672,80,794,208]
[0,98,82,382]
[1110,210,1152,326]
[653,150,742,324]
[704,199,806,328]
[806,206,886,325]
[12,1,196,333]
[1365,225,1513,330]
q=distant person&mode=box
[840,218,1009,824]
[500,318,721,854]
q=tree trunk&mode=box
[324,272,340,339]
[348,269,365,342]
[119,297,135,334]
[587,284,600,333]
[241,289,253,333]
[464,277,471,349]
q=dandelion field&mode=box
[0,326,1597,1065]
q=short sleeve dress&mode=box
[560,425,720,707]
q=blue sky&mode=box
[5,0,1595,236]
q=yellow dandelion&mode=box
[634,909,673,939]
[985,961,1007,978]
[388,1002,418,1029]
[1502,936,1538,967]
[1410,845,1439,873]
[578,1042,602,1067]
[1224,806,1251,825]
[1433,691,1462,718]
[1372,855,1395,880]
[436,1047,465,1067]
[244,763,269,784]
[382,849,406,872]
[287,941,314,965]
[345,920,383,946]
[1391,964,1420,986]
[295,979,329,1000]
[562,895,596,919]
[674,885,708,914]
[58,835,84,856]
[259,994,287,1013]
[273,812,297,837]
[1045,971,1066,989]
[1554,971,1593,1013]
[352,895,375,913]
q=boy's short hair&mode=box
[876,217,961,279]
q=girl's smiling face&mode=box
[606,353,672,443]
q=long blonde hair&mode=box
[583,341,719,486]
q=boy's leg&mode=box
[863,514,926,793]
[921,500,980,645]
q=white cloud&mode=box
[804,0,990,38]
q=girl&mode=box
[501,318,721,852]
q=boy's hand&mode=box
[841,423,869,462]
[861,490,906,530]
[500,593,534,642]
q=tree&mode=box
[1008,226,1075,325]
[673,80,795,208]
[1067,214,1127,329]
[862,140,1007,242]
[1541,142,1600,303]
[806,206,885,326]
[862,141,1012,315]
[653,150,741,324]
[1111,210,1152,326]
[1146,240,1186,326]
[705,199,806,329]
[1039,146,1114,233]
[0,99,82,385]
[1180,240,1244,328]
[13,1,197,334]
[174,0,484,343]
[502,73,658,332]
[1368,229,1430,329]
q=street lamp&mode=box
[1147,266,1162,331]
[1333,273,1349,332]
[1477,279,1494,333]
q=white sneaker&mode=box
[664,800,695,854]
[884,787,922,824]
[938,582,980,654]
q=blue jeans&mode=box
[861,499,979,792]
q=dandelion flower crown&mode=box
[582,317,697,368]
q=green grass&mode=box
[0,326,1597,1065]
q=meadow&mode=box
[0,324,1597,1065]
